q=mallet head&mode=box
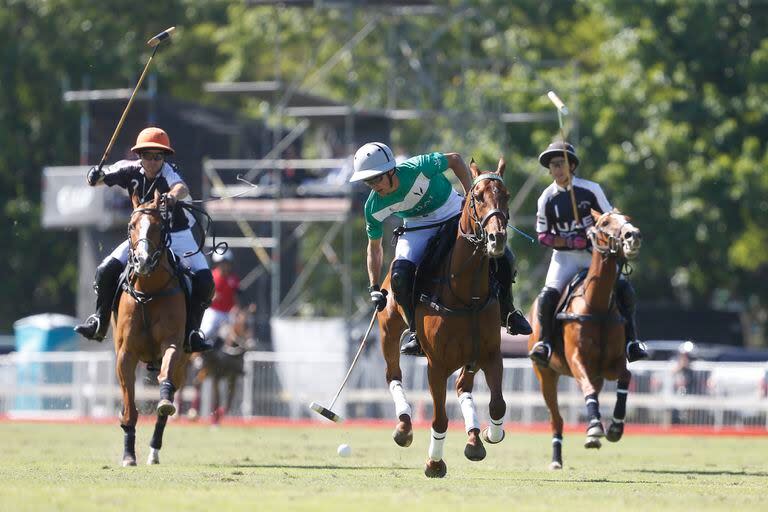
[309,401,343,423]
[147,26,176,47]
[547,90,569,115]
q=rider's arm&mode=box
[444,153,472,195]
[366,238,384,288]
[167,182,189,203]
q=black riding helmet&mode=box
[538,141,579,170]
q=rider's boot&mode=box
[74,257,124,341]
[528,287,560,367]
[391,259,423,356]
[495,248,532,335]
[186,269,215,353]
[616,279,649,362]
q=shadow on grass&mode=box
[635,469,768,477]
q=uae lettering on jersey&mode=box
[536,177,613,239]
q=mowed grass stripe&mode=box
[0,422,765,511]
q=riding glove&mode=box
[566,235,587,250]
[87,167,105,186]
[369,285,387,311]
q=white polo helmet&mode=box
[212,250,233,263]
[349,142,396,182]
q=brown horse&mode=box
[528,209,642,469]
[114,190,189,466]
[378,158,509,478]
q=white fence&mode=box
[1,351,766,429]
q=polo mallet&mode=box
[309,291,386,422]
[95,26,176,173]
[547,90,581,228]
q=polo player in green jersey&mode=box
[349,142,531,356]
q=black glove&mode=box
[369,285,387,312]
[86,167,105,186]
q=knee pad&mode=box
[493,247,516,285]
[538,287,560,311]
[390,259,416,301]
[95,257,124,288]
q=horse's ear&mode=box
[591,208,602,222]
[497,157,506,176]
[153,189,162,206]
[131,194,141,209]
[469,158,480,177]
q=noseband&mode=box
[587,213,631,257]
[461,173,509,251]
[128,207,172,273]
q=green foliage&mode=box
[3,0,768,332]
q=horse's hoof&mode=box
[464,440,486,461]
[606,421,624,442]
[424,459,447,478]
[392,415,413,448]
[584,436,602,449]
[157,398,176,417]
[121,457,137,467]
[147,448,160,465]
[392,425,413,448]
[480,427,505,444]
[549,461,563,470]
[586,419,605,438]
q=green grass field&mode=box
[0,421,766,511]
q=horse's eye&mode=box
[474,194,483,203]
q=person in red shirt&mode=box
[200,250,241,344]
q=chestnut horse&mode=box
[114,190,189,466]
[378,159,509,478]
[528,209,642,469]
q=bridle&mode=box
[459,173,509,253]
[587,211,633,258]
[128,206,172,274]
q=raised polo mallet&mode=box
[309,291,386,423]
[547,90,581,228]
[94,26,176,174]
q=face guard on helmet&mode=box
[349,142,396,183]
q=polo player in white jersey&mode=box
[350,142,531,356]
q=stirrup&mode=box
[505,310,532,335]
[399,330,424,357]
[187,329,214,353]
[528,341,552,367]
[626,340,648,362]
[74,315,105,342]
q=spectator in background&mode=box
[671,349,695,424]
[200,250,241,343]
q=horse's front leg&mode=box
[607,366,631,442]
[379,283,413,448]
[480,351,506,446]
[156,340,187,417]
[116,348,139,467]
[424,365,448,478]
[456,368,486,462]
[535,366,565,470]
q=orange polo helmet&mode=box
[131,127,175,154]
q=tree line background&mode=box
[2,0,767,344]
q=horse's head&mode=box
[128,191,171,276]
[588,209,642,260]
[466,158,509,257]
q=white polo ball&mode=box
[337,443,351,457]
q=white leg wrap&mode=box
[458,392,480,433]
[428,428,446,462]
[389,380,412,418]
[487,417,504,443]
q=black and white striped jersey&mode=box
[102,159,192,232]
[536,177,612,242]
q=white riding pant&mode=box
[200,308,230,340]
[393,192,462,264]
[107,228,209,272]
[544,249,592,291]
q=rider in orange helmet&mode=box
[74,127,215,353]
